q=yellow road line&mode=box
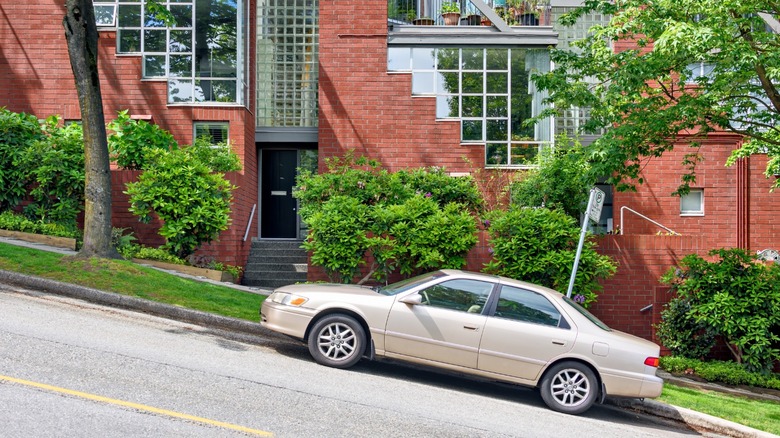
[0,374,273,437]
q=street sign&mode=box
[588,187,606,223]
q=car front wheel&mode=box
[307,314,366,369]
[539,361,598,415]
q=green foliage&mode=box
[296,153,482,283]
[121,245,187,265]
[660,357,780,390]
[440,1,459,14]
[107,110,178,170]
[0,108,45,211]
[483,207,617,306]
[20,117,85,226]
[534,1,780,192]
[301,196,370,283]
[656,296,717,359]
[125,143,239,259]
[511,136,594,220]
[0,211,80,239]
[661,249,780,373]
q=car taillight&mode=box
[644,357,660,367]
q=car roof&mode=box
[438,269,562,296]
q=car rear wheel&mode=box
[307,314,366,369]
[540,361,598,415]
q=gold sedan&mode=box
[260,269,663,415]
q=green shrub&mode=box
[656,296,717,359]
[0,211,80,239]
[302,196,371,283]
[662,249,780,373]
[0,108,45,211]
[483,207,617,306]
[296,152,483,283]
[126,245,187,265]
[660,356,780,390]
[107,110,178,170]
[20,117,85,227]
[125,141,239,259]
[510,136,594,221]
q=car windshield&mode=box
[376,271,447,296]
[562,296,612,331]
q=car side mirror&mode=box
[400,294,423,305]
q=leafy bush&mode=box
[107,110,178,170]
[483,207,617,306]
[510,137,594,221]
[661,249,780,373]
[20,117,85,226]
[296,153,482,283]
[0,211,80,239]
[0,108,45,211]
[125,139,240,259]
[660,356,780,390]
[656,296,717,359]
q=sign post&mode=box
[566,187,605,298]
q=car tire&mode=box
[539,361,599,415]
[307,314,366,369]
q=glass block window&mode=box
[256,0,319,127]
[680,189,704,216]
[115,0,245,105]
[194,122,229,145]
[551,7,610,138]
[388,47,551,168]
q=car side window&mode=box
[494,285,562,327]
[418,279,493,314]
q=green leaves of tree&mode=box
[536,0,780,192]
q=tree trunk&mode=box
[63,0,120,259]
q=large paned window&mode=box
[114,0,245,105]
[256,0,319,127]
[551,7,610,139]
[388,47,551,167]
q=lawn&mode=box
[659,384,780,435]
[0,242,265,321]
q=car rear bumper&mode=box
[602,371,664,399]
[260,301,316,340]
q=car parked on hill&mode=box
[260,269,663,414]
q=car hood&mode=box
[275,283,381,297]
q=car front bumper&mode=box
[260,301,317,340]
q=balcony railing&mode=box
[388,0,552,27]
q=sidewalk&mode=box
[0,235,777,438]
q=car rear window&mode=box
[562,296,612,331]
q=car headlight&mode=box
[268,292,309,307]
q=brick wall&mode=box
[612,133,780,254]
[318,0,484,173]
[0,1,257,267]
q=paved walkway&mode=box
[0,235,777,438]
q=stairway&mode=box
[242,240,308,289]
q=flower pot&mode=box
[413,17,435,25]
[466,14,480,25]
[441,12,460,26]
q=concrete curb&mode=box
[608,397,778,438]
[0,269,278,340]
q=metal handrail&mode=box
[619,206,680,236]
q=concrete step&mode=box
[245,255,308,264]
[250,240,305,250]
[244,262,308,273]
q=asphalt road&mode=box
[0,286,720,438]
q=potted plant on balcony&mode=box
[440,1,461,26]
[408,10,435,25]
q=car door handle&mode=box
[463,325,479,331]
[552,339,566,346]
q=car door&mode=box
[478,285,576,381]
[384,279,495,369]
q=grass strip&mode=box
[0,242,264,321]
[659,383,780,435]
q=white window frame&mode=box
[94,2,117,27]
[194,122,229,146]
[680,188,704,216]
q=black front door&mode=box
[261,150,298,238]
